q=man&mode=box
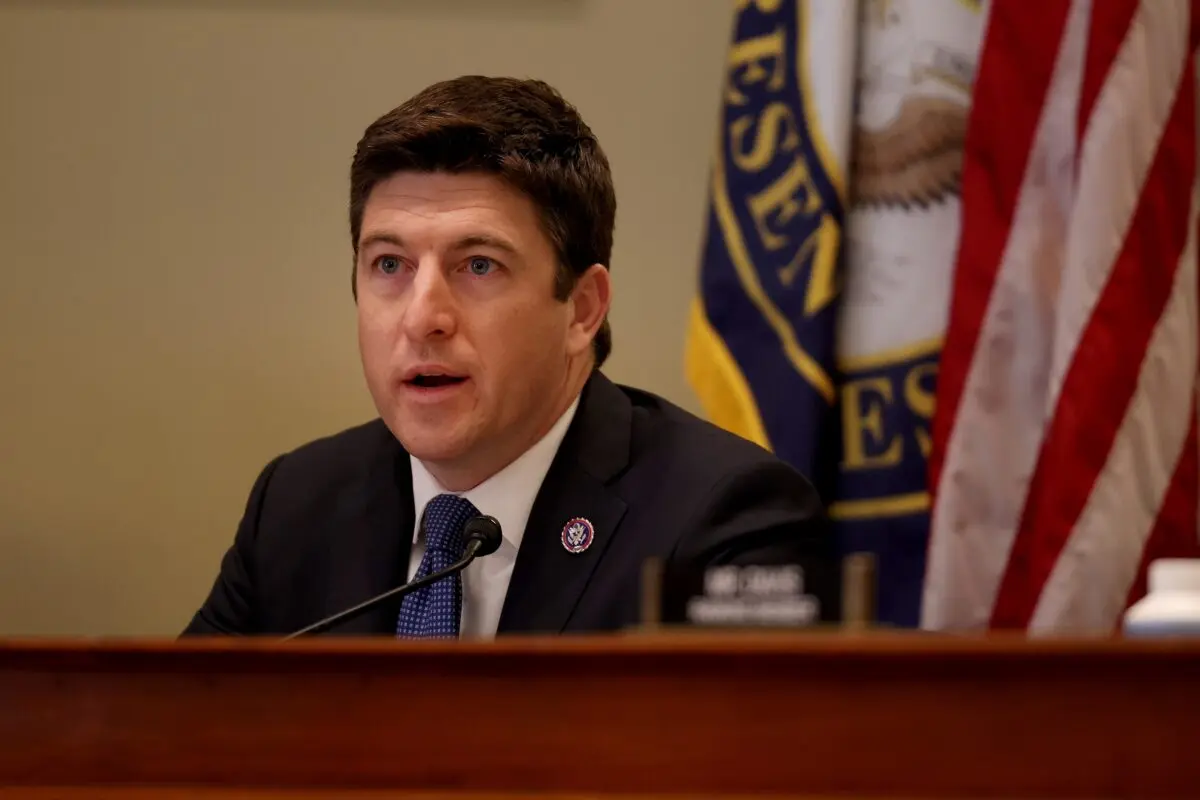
[184,76,830,638]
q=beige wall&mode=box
[0,0,733,635]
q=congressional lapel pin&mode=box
[561,517,594,554]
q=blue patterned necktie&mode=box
[396,493,479,639]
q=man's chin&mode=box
[388,424,470,464]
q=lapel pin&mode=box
[561,517,594,554]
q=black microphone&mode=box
[281,514,503,640]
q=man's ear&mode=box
[566,264,611,358]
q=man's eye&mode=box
[376,256,401,275]
[468,257,493,276]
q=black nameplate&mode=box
[655,555,842,628]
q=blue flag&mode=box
[686,0,848,486]
[688,0,986,627]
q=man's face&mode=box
[355,171,602,489]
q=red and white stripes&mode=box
[922,0,1200,633]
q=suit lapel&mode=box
[498,373,631,633]
[321,423,414,635]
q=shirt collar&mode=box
[410,395,581,551]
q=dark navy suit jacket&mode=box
[183,372,830,635]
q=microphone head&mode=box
[463,515,503,557]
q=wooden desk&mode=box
[0,632,1196,798]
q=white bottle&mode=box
[1123,559,1200,637]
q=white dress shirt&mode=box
[407,396,580,639]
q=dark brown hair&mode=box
[349,75,616,367]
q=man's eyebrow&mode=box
[358,232,405,251]
[453,234,519,256]
[357,232,520,257]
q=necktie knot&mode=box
[421,493,479,559]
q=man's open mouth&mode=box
[407,374,467,388]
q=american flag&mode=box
[921,0,1200,633]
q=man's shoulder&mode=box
[260,418,398,493]
[601,381,827,564]
[614,381,803,483]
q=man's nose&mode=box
[401,262,458,342]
